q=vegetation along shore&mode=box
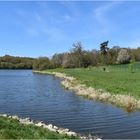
[1,114,100,139]
[34,64,140,112]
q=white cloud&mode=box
[94,1,123,34]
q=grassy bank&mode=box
[34,63,140,111]
[0,116,77,139]
[47,63,140,99]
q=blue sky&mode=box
[0,1,140,57]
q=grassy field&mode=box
[0,116,77,139]
[48,62,140,99]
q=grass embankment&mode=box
[0,116,77,139]
[35,62,140,111]
[47,63,140,99]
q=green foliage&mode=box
[100,41,109,65]
[0,117,76,139]
[100,41,109,55]
[0,55,35,69]
[51,53,63,68]
[33,57,53,70]
[1,42,140,70]
[128,58,136,73]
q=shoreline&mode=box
[33,70,140,111]
[0,114,98,139]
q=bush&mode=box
[117,49,130,64]
[33,57,51,70]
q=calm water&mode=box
[0,70,140,139]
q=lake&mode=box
[0,70,140,139]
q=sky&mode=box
[0,1,140,58]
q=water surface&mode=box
[0,70,140,139]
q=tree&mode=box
[117,49,131,64]
[51,53,63,68]
[100,41,109,65]
[0,55,35,69]
[33,57,51,70]
[62,53,77,68]
[128,58,135,73]
[108,46,120,64]
[70,42,84,67]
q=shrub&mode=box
[117,49,130,64]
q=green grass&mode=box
[47,62,140,99]
[0,116,77,139]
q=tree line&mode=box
[33,41,140,70]
[1,41,140,70]
[0,55,35,69]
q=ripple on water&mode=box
[0,70,140,139]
